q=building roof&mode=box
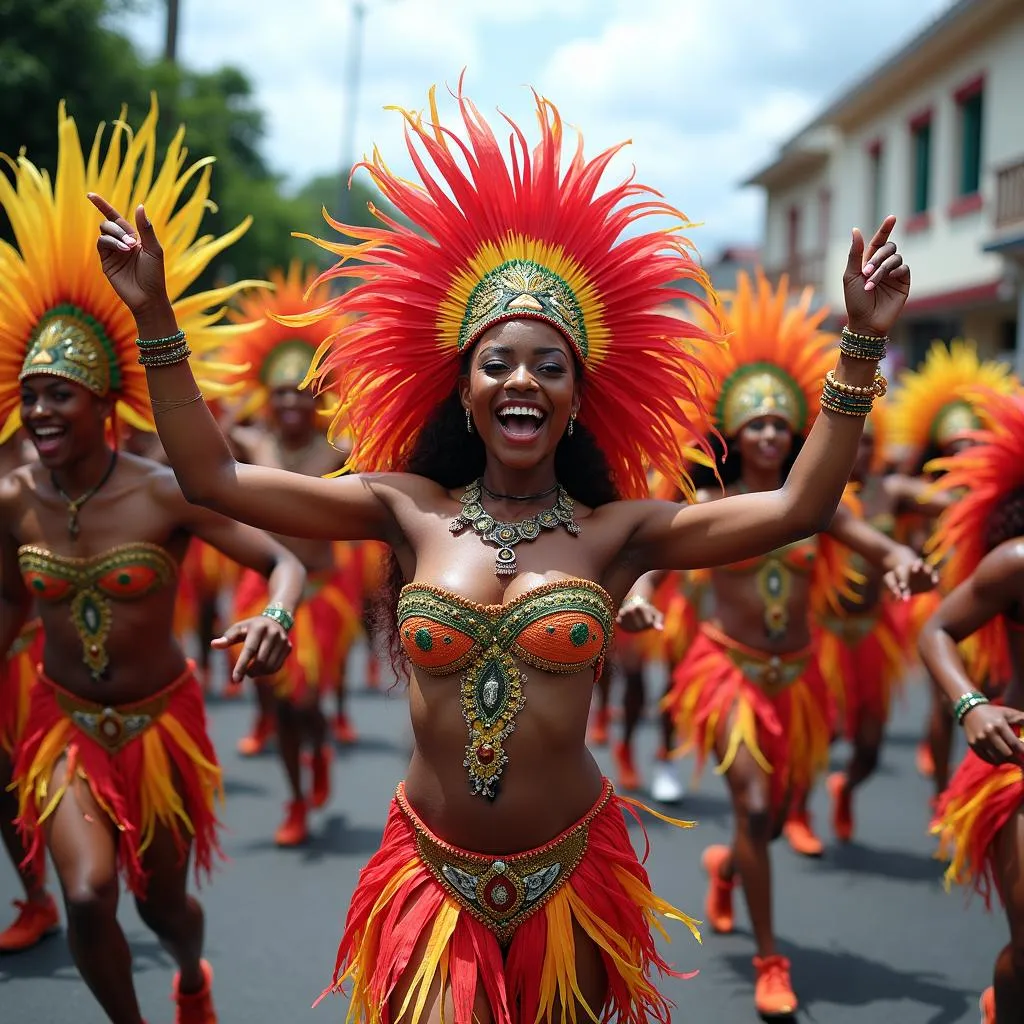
[744,0,1020,188]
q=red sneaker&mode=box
[613,740,640,791]
[753,954,798,1017]
[332,713,358,745]
[916,741,935,778]
[309,746,332,809]
[783,812,824,857]
[701,845,735,934]
[236,712,275,757]
[828,771,854,843]
[979,986,995,1024]
[173,958,217,1024]
[0,895,59,952]
[274,800,308,847]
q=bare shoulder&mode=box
[363,472,454,513]
[133,453,189,507]
[979,539,1024,585]
[0,464,32,517]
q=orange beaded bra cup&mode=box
[398,579,614,800]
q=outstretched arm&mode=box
[623,218,911,573]
[919,541,1024,765]
[0,484,30,660]
[88,194,400,543]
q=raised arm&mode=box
[623,218,910,574]
[88,195,398,544]
[0,480,31,660]
[919,542,1024,765]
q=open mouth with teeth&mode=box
[495,404,547,440]
[29,424,68,457]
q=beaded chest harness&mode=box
[398,579,613,799]
[18,543,177,679]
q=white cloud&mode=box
[119,0,956,253]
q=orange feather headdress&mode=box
[223,262,342,422]
[0,98,257,442]
[926,389,1024,685]
[890,340,1015,459]
[696,270,836,439]
[285,83,722,500]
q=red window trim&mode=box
[953,73,985,104]
[905,211,931,234]
[908,108,933,132]
[865,136,883,157]
[948,192,983,218]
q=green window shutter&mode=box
[913,122,932,214]
[960,92,983,196]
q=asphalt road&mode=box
[0,650,1004,1023]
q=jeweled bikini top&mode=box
[18,543,177,679]
[398,579,614,800]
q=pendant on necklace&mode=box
[449,479,579,576]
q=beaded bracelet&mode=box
[825,369,888,399]
[840,327,888,361]
[261,602,295,632]
[138,343,191,368]
[821,378,874,417]
[953,690,989,724]
[137,329,186,350]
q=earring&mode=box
[465,408,474,434]
[568,414,576,437]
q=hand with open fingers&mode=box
[87,193,170,316]
[617,598,664,634]
[212,618,293,683]
[962,703,1024,766]
[843,215,911,337]
[883,557,938,602]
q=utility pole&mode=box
[164,0,181,63]
[338,0,368,225]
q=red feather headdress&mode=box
[284,83,722,500]
[927,389,1024,684]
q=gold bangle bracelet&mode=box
[825,369,888,399]
[151,393,204,414]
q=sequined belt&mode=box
[44,668,189,755]
[397,779,612,945]
[704,624,810,696]
[821,609,879,645]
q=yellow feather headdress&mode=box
[0,97,258,442]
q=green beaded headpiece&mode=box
[932,400,982,447]
[261,339,317,390]
[717,361,807,436]
[19,304,121,397]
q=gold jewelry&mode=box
[449,478,579,576]
[825,369,888,399]
[261,602,294,632]
[50,450,118,540]
[840,326,887,361]
[136,329,186,349]
[465,408,474,434]
[568,414,575,437]
[151,393,204,414]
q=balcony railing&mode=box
[995,157,1024,229]
[764,251,824,290]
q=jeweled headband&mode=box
[19,305,119,396]
[717,362,806,436]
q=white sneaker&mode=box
[651,762,685,804]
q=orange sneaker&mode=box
[236,712,275,757]
[274,800,309,847]
[753,954,798,1017]
[332,713,358,745]
[828,772,854,843]
[783,812,824,857]
[588,706,609,746]
[613,740,640,791]
[979,986,995,1024]
[916,741,935,778]
[173,958,217,1024]
[701,845,735,934]
[0,895,59,952]
[309,747,332,809]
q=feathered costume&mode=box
[2,98,253,895]
[288,84,720,1024]
[664,271,850,812]
[930,390,1024,907]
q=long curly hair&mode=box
[374,383,620,679]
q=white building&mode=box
[745,0,1024,374]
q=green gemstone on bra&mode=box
[414,627,433,652]
[31,579,44,591]
[117,572,131,585]
[569,622,589,647]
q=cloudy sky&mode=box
[121,0,953,256]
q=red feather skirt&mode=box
[235,567,360,700]
[817,601,908,739]
[664,624,833,814]
[0,620,42,755]
[932,744,1024,910]
[318,778,700,1024]
[13,667,224,897]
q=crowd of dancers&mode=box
[0,85,1022,1024]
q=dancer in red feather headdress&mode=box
[91,76,911,1023]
